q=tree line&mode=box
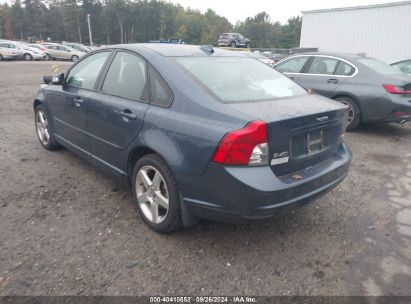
[0,0,302,48]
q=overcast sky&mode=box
[0,0,397,24]
[169,0,395,24]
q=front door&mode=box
[87,50,150,174]
[47,51,111,154]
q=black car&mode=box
[34,44,351,232]
[218,33,250,48]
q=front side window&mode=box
[176,57,306,103]
[102,51,148,101]
[307,57,339,75]
[275,56,309,73]
[66,51,110,89]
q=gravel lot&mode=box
[0,61,410,296]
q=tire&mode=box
[132,154,182,233]
[34,105,60,150]
[24,53,33,61]
[334,96,361,131]
[0,54,3,61]
[71,55,79,62]
[231,41,236,48]
[44,53,51,61]
[246,42,250,48]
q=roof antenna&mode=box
[200,45,214,55]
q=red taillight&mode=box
[212,120,268,166]
[393,111,408,118]
[383,84,411,94]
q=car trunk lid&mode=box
[228,94,348,176]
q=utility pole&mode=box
[86,14,93,46]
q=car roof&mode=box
[104,43,248,57]
[288,52,370,61]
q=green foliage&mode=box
[0,0,301,48]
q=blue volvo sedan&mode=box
[34,44,352,232]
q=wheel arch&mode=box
[331,93,362,120]
[127,146,161,182]
[33,99,42,110]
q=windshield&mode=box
[359,58,404,75]
[176,57,306,103]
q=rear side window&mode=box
[334,61,355,76]
[307,57,339,75]
[149,66,173,107]
[276,57,309,73]
[66,51,110,89]
[102,51,148,101]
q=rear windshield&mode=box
[359,58,404,75]
[175,57,306,103]
[219,34,229,39]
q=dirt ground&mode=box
[0,61,410,296]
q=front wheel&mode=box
[44,53,52,61]
[35,105,60,150]
[132,154,182,233]
[24,53,33,61]
[246,42,250,48]
[334,96,361,131]
[231,41,236,48]
[71,55,79,62]
[0,54,3,61]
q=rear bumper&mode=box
[178,143,352,223]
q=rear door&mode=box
[87,50,150,174]
[298,56,356,97]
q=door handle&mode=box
[73,97,84,107]
[327,78,339,84]
[115,109,137,120]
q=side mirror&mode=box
[43,73,64,85]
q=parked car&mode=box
[0,45,18,60]
[34,44,351,232]
[0,40,36,60]
[218,33,250,48]
[62,42,92,53]
[392,59,411,75]
[42,43,86,61]
[275,52,411,130]
[16,43,45,60]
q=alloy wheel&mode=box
[25,53,32,61]
[341,101,355,124]
[36,110,50,146]
[136,165,169,224]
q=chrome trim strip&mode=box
[276,54,359,78]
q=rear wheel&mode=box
[132,154,182,233]
[34,105,60,150]
[334,96,361,131]
[24,53,33,61]
[71,55,79,62]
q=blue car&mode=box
[34,44,352,232]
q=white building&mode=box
[299,1,411,63]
